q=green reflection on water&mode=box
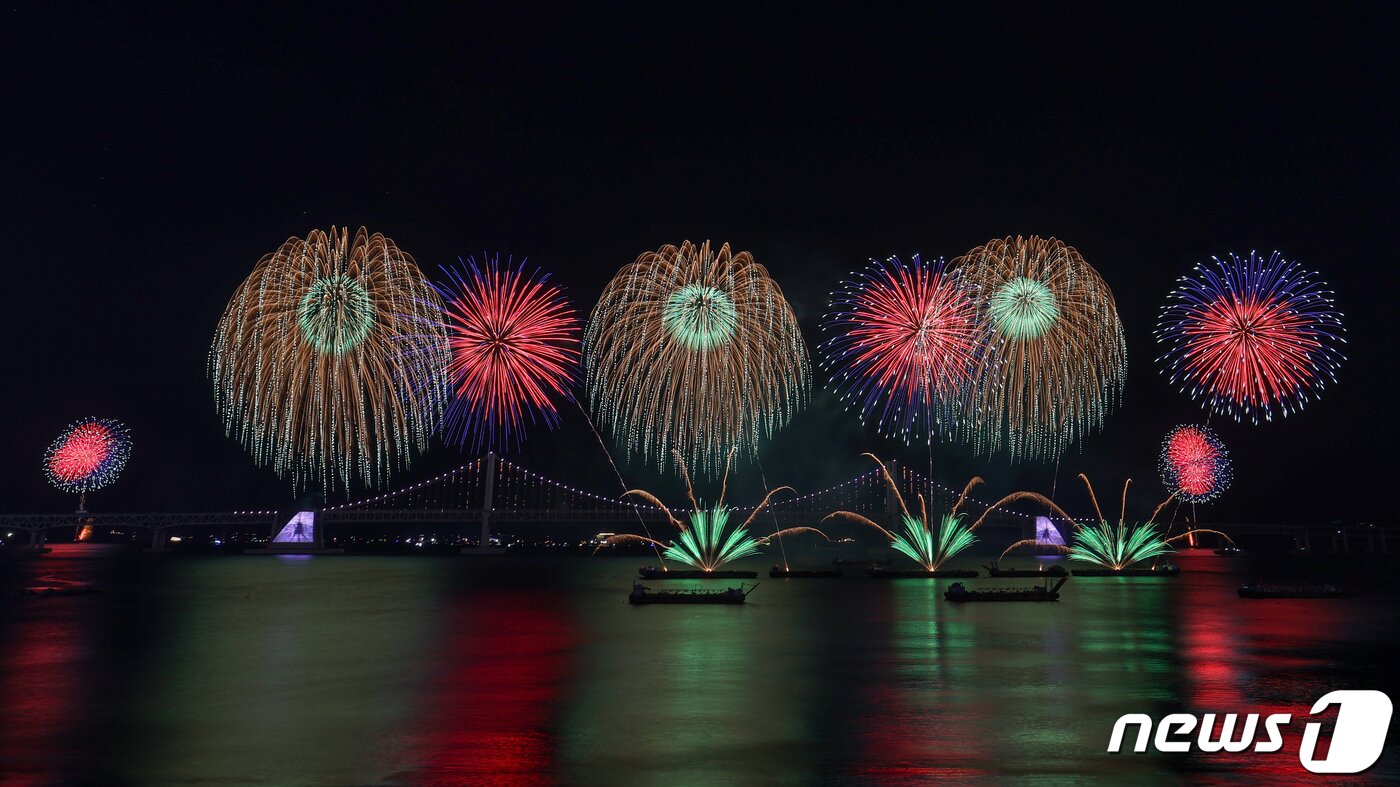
[557,573,814,786]
[119,557,441,784]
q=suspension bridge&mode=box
[0,454,1388,553]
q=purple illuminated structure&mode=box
[245,510,341,554]
[273,511,316,543]
[1034,516,1066,547]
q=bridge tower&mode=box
[885,458,900,529]
[464,452,506,555]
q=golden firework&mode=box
[210,227,448,493]
[585,240,810,476]
[953,236,1126,461]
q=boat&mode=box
[945,577,1067,602]
[638,566,758,579]
[867,566,979,579]
[628,582,756,604]
[984,562,1067,578]
[1238,582,1350,599]
[1215,546,1244,556]
[832,556,892,566]
[1073,565,1180,577]
[770,566,843,578]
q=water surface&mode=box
[2,553,1396,785]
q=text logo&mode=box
[1108,690,1393,774]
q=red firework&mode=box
[44,417,132,493]
[51,424,112,480]
[1159,424,1232,503]
[437,257,580,451]
[1157,252,1345,423]
[822,256,986,441]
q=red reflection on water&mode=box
[846,585,988,783]
[0,609,88,780]
[1176,559,1348,782]
[853,690,987,783]
[400,588,576,785]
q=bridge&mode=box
[1,454,1392,554]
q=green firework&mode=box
[824,455,986,572]
[297,274,376,355]
[1068,519,1173,570]
[663,283,740,350]
[890,513,976,571]
[987,276,1059,339]
[663,506,763,570]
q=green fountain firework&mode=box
[662,506,762,570]
[824,453,984,572]
[593,450,822,571]
[978,473,1235,572]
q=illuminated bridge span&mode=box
[2,455,1039,549]
[0,454,1391,553]
[319,455,1038,526]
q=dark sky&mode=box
[5,3,1396,524]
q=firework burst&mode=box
[596,452,797,571]
[45,417,131,494]
[584,240,809,476]
[433,256,580,452]
[1156,251,1345,423]
[952,236,1126,461]
[978,474,1232,571]
[1159,424,1232,503]
[820,255,989,442]
[210,227,449,493]
[823,454,984,571]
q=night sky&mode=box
[6,4,1396,525]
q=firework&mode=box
[1156,251,1345,423]
[979,474,1231,571]
[996,539,1070,562]
[210,227,448,493]
[45,417,131,494]
[433,256,580,452]
[584,241,809,476]
[823,454,983,571]
[952,236,1126,461]
[1070,518,1173,570]
[596,452,793,571]
[1159,424,1232,503]
[820,255,988,442]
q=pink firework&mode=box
[436,257,581,451]
[1159,424,1232,503]
[821,255,988,442]
[45,417,132,493]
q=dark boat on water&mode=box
[770,566,843,578]
[984,562,1067,578]
[1215,546,1244,556]
[1238,582,1350,599]
[1073,564,1180,577]
[868,566,979,579]
[945,576,1067,602]
[628,582,756,604]
[638,566,758,579]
